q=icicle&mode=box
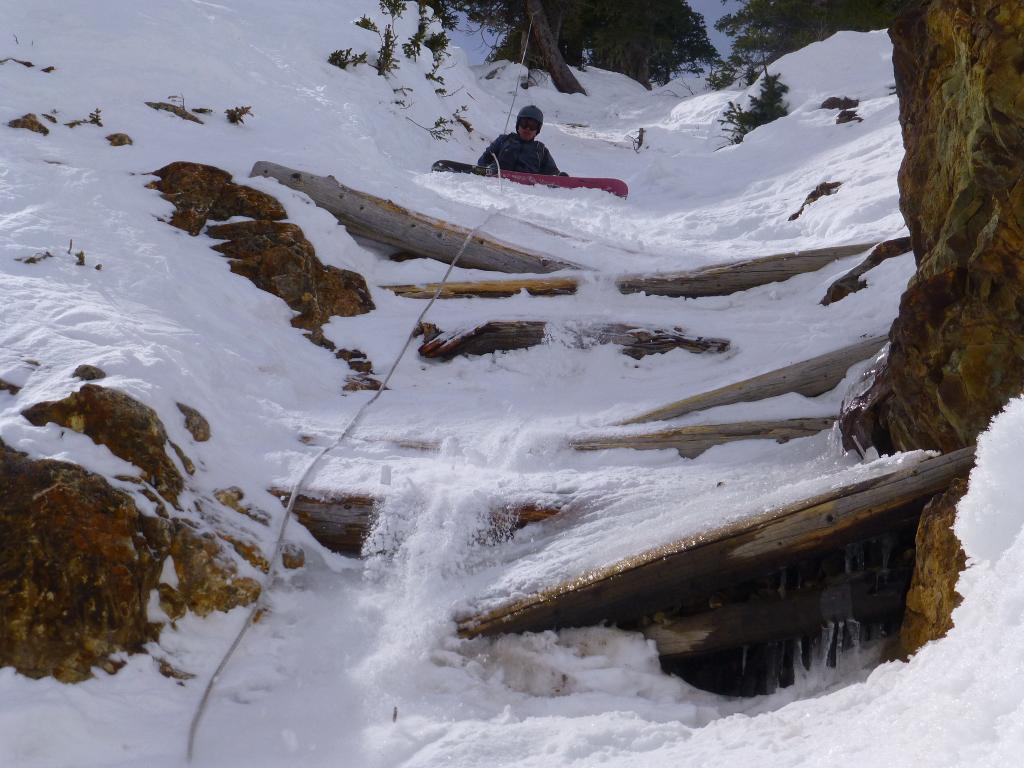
[740,645,748,676]
[821,623,836,667]
[778,567,787,599]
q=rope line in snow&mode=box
[186,210,499,762]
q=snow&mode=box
[0,3,1016,767]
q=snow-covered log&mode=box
[571,417,835,458]
[616,243,875,298]
[250,161,581,273]
[620,335,888,425]
[384,277,579,299]
[457,447,975,638]
[418,321,731,360]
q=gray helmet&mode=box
[516,105,544,133]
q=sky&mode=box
[451,0,740,65]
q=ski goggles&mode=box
[517,118,541,133]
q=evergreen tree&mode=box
[718,72,789,144]
[713,0,912,87]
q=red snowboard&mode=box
[432,160,628,198]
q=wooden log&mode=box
[418,320,731,360]
[384,277,579,299]
[616,243,874,298]
[272,489,566,557]
[644,571,909,659]
[457,447,975,638]
[572,417,835,458]
[621,335,888,425]
[250,161,581,274]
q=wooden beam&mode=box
[620,336,888,425]
[572,417,835,458]
[457,447,975,638]
[384,277,579,299]
[644,571,908,659]
[616,243,874,298]
[250,161,581,274]
[418,321,731,360]
[271,489,567,557]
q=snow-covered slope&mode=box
[2,3,1018,766]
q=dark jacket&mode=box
[477,133,559,175]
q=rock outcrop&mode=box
[848,1,1024,454]
[150,161,374,351]
[0,440,165,681]
[901,479,967,655]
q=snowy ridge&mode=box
[1,2,1018,766]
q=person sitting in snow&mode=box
[477,105,566,176]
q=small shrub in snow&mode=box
[64,107,103,128]
[718,72,789,145]
[225,106,253,124]
[328,47,368,70]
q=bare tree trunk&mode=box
[525,0,586,95]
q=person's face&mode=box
[516,118,540,141]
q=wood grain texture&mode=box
[616,243,874,298]
[250,161,580,273]
[384,277,580,299]
[457,447,975,637]
[572,417,835,458]
[621,336,888,425]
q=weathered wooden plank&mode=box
[250,161,580,274]
[644,571,908,659]
[272,489,566,557]
[572,417,835,458]
[621,336,888,425]
[616,243,874,298]
[457,447,975,638]
[384,277,579,299]
[418,320,731,360]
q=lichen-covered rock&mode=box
[0,440,165,681]
[73,364,106,381]
[901,479,967,655]
[105,133,133,146]
[7,113,49,135]
[22,384,184,505]
[150,161,285,236]
[165,522,261,616]
[176,401,211,442]
[206,220,374,341]
[853,1,1024,453]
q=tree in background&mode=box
[718,71,789,144]
[712,0,911,87]
[452,0,716,91]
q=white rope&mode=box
[187,210,498,762]
[501,15,534,135]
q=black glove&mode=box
[559,172,569,177]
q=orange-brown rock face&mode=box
[901,479,967,655]
[878,1,1024,452]
[22,385,187,506]
[0,440,166,681]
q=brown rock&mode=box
[280,543,305,570]
[22,384,184,506]
[0,378,21,395]
[821,96,859,110]
[836,109,863,124]
[214,486,270,525]
[822,236,913,305]
[0,440,166,681]
[344,374,384,392]
[73,364,106,381]
[901,479,968,655]
[788,181,842,221]
[209,183,286,222]
[7,113,49,135]
[158,583,187,621]
[167,522,261,617]
[852,1,1024,453]
[176,402,211,442]
[206,220,374,332]
[151,162,233,235]
[106,133,133,146]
